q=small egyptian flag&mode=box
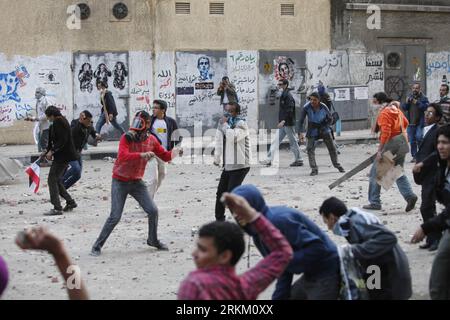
[25,160,40,193]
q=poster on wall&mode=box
[334,88,351,101]
[228,50,258,130]
[354,87,369,100]
[175,51,226,129]
[73,52,129,135]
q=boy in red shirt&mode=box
[91,111,182,256]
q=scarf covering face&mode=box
[0,256,8,297]
[227,116,243,129]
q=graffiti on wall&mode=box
[0,53,72,130]
[73,52,129,133]
[155,52,176,118]
[0,65,30,104]
[426,54,450,76]
[426,52,450,102]
[306,51,350,88]
[129,51,153,116]
[274,57,295,81]
[228,51,258,129]
[175,52,226,128]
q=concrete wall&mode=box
[0,0,153,57]
[154,0,331,52]
[331,0,450,52]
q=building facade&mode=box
[1,0,450,144]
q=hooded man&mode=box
[231,185,340,300]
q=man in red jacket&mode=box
[91,111,182,256]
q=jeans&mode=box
[407,125,423,159]
[368,134,414,206]
[95,113,125,135]
[290,273,340,300]
[146,157,167,200]
[92,178,159,251]
[306,133,340,171]
[38,129,49,153]
[267,126,302,162]
[368,162,415,206]
[215,167,250,221]
[429,230,450,300]
[48,161,74,210]
[62,159,83,190]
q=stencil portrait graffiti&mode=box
[78,63,94,93]
[197,56,212,81]
[274,57,294,81]
[113,61,128,90]
[94,63,112,87]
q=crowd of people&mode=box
[0,79,449,301]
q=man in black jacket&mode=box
[42,106,79,216]
[95,81,125,136]
[413,103,443,251]
[61,110,101,190]
[147,99,182,199]
[412,124,450,300]
[261,79,303,167]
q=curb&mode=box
[10,137,377,165]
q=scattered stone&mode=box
[51,277,59,283]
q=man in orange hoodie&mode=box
[363,93,418,211]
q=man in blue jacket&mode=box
[299,92,345,176]
[231,184,340,300]
[402,83,429,161]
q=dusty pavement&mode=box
[0,143,439,299]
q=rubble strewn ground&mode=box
[0,144,436,299]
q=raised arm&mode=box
[16,226,89,300]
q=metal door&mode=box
[384,45,426,101]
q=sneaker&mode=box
[63,201,77,212]
[44,209,63,216]
[405,195,418,212]
[310,170,318,176]
[419,243,431,250]
[428,241,439,252]
[260,160,272,166]
[90,247,101,257]
[362,204,382,210]
[147,240,169,251]
[336,166,346,173]
[290,160,304,167]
